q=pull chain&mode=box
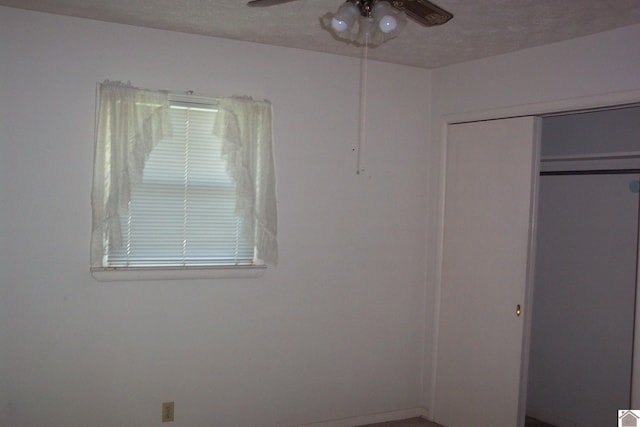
[356,38,369,175]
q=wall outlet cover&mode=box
[162,401,174,422]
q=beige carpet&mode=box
[359,418,442,427]
[524,416,556,427]
[359,416,555,427]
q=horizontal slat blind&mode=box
[107,102,254,267]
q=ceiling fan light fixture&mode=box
[321,0,405,47]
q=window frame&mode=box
[90,264,266,282]
[90,92,267,282]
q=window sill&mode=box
[91,265,266,282]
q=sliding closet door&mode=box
[433,117,540,427]
[527,173,639,427]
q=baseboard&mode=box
[295,407,430,427]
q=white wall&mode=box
[0,7,431,427]
[426,22,640,411]
[541,106,640,157]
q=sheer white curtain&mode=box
[213,96,278,266]
[91,85,278,268]
[90,81,171,267]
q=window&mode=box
[108,101,254,267]
[90,82,277,278]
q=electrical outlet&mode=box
[162,401,174,422]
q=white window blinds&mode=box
[91,82,277,272]
[106,101,254,267]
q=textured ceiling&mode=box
[2,0,640,68]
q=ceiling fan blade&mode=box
[391,0,453,26]
[247,0,301,6]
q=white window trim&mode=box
[91,265,266,282]
[91,95,267,281]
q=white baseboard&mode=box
[295,407,430,427]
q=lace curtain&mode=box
[90,81,171,267]
[91,83,278,267]
[214,97,278,266]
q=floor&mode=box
[524,416,556,427]
[358,416,555,427]
[359,418,441,427]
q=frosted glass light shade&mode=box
[331,17,349,32]
[378,15,397,33]
[331,2,359,32]
[372,1,405,35]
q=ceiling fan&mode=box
[247,0,453,47]
[247,0,453,28]
[248,0,452,46]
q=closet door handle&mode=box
[516,304,521,317]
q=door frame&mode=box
[429,88,640,423]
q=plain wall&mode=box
[426,22,640,413]
[541,106,640,157]
[0,7,431,427]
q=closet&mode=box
[526,106,640,427]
